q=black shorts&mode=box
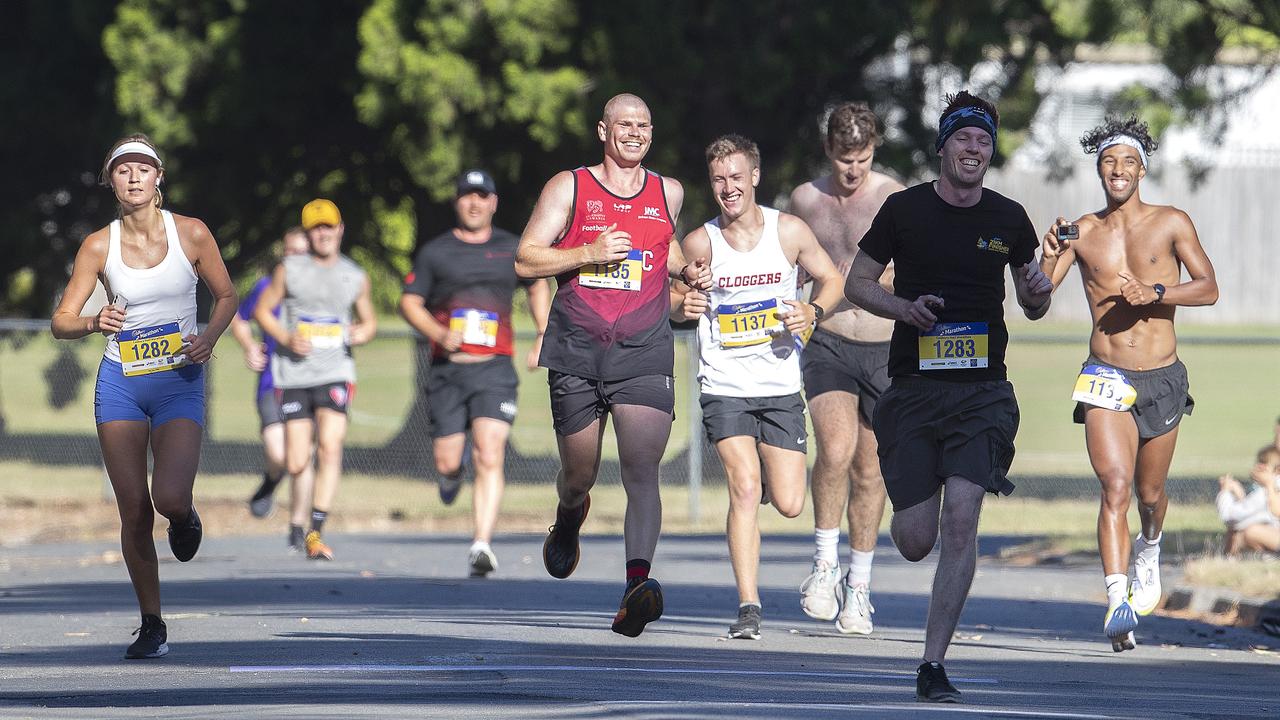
[427,357,518,438]
[1072,357,1194,440]
[873,376,1019,512]
[801,330,890,423]
[548,371,674,436]
[700,393,808,452]
[256,391,284,429]
[278,382,354,422]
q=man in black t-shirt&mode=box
[400,169,551,578]
[845,91,1053,704]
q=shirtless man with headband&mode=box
[1039,116,1217,651]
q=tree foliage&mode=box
[3,0,1269,316]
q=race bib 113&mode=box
[1071,364,1137,411]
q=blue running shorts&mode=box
[94,358,206,427]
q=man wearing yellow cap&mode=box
[254,199,377,559]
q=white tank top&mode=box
[102,210,198,363]
[696,206,802,397]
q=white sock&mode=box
[470,540,490,554]
[1135,532,1161,563]
[739,601,761,609]
[814,527,840,566]
[847,549,874,587]
[1104,573,1128,608]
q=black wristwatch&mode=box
[811,302,825,321]
[1152,283,1166,304]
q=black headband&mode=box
[936,106,997,152]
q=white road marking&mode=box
[228,663,998,684]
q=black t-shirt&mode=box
[402,228,532,360]
[858,183,1037,382]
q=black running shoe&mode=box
[248,473,278,518]
[916,661,962,703]
[542,495,590,579]
[125,614,168,659]
[728,604,762,640]
[287,525,306,554]
[167,507,202,562]
[611,577,663,637]
[438,473,463,506]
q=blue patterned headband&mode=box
[936,106,997,152]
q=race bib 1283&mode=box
[918,322,989,370]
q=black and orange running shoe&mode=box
[305,530,334,561]
[611,577,663,637]
[542,495,590,579]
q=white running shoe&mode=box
[1104,599,1139,652]
[835,578,874,635]
[800,559,841,621]
[1129,540,1162,616]
[468,544,498,578]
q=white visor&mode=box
[108,141,163,169]
[1097,135,1147,168]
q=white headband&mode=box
[108,141,163,168]
[1097,135,1147,167]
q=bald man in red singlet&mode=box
[516,93,710,637]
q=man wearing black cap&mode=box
[400,169,551,577]
[845,91,1053,703]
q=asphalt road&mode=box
[1,528,1276,719]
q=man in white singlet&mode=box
[789,102,904,634]
[675,135,844,640]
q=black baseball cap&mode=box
[456,169,497,196]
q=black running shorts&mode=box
[1072,356,1194,440]
[700,392,808,451]
[873,376,1019,512]
[278,382,354,422]
[256,390,284,430]
[426,357,519,438]
[548,371,674,436]
[801,330,890,423]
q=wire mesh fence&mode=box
[3,319,1277,508]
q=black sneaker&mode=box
[916,661,962,703]
[167,507,202,562]
[125,615,169,659]
[728,604,762,640]
[248,473,279,518]
[611,577,663,637]
[438,473,463,506]
[542,495,590,579]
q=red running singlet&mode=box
[538,167,676,380]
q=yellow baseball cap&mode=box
[301,198,342,229]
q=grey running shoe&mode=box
[835,578,875,635]
[916,661,961,703]
[799,559,841,621]
[248,473,279,518]
[728,604,762,640]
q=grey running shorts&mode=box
[256,390,284,430]
[700,392,808,451]
[1072,356,1193,439]
[278,381,354,422]
[801,329,890,423]
[548,371,674,436]
[426,357,519,438]
[873,376,1019,512]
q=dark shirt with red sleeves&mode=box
[538,167,676,381]
[402,228,531,362]
[858,183,1038,383]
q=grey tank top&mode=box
[272,253,366,388]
